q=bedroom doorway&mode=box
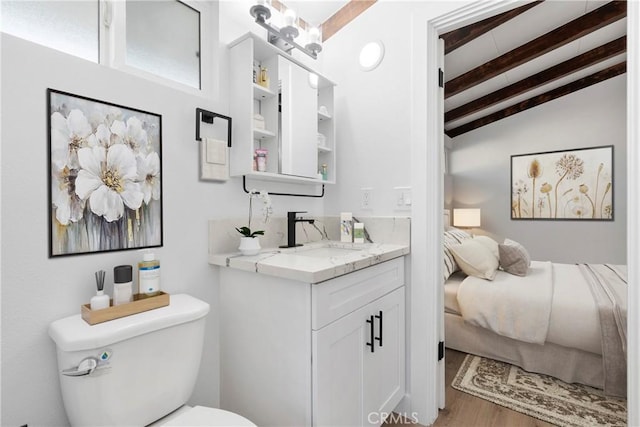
[419,1,639,425]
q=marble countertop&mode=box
[209,241,410,283]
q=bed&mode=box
[442,216,627,397]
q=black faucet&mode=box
[280,211,315,248]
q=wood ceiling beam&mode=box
[445,36,627,123]
[445,61,626,138]
[441,1,544,55]
[444,1,627,99]
[321,0,377,42]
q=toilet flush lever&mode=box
[62,356,99,377]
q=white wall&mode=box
[321,2,473,423]
[0,6,324,425]
[449,75,627,264]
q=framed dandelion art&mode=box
[511,146,613,221]
[47,89,163,257]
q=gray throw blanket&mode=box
[578,264,627,397]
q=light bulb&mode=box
[284,8,296,27]
[308,26,320,44]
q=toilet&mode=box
[48,294,255,426]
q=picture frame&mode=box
[510,145,613,221]
[47,89,163,257]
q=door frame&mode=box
[413,1,639,425]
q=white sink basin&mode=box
[294,247,363,258]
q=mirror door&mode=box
[279,55,318,178]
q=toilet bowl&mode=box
[48,294,255,426]
[151,405,255,426]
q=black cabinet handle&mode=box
[366,315,375,353]
[375,310,383,347]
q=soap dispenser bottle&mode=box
[138,252,161,296]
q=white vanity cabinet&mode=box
[219,257,406,427]
[228,32,337,183]
[313,286,405,426]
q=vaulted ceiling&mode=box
[442,0,627,138]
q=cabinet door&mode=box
[313,302,367,427]
[364,287,405,422]
[313,287,405,427]
[279,55,318,178]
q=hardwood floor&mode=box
[383,349,554,427]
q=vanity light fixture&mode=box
[249,0,322,60]
[359,40,385,71]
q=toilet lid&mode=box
[161,406,256,426]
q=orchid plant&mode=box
[236,189,272,238]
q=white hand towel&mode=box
[200,137,229,181]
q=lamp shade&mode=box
[453,208,481,228]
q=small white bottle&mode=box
[340,212,353,243]
[113,265,133,306]
[91,269,110,310]
[354,223,365,244]
[138,252,161,296]
[90,290,110,310]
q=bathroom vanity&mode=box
[213,243,408,426]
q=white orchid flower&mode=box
[50,109,97,169]
[51,165,86,225]
[110,116,149,154]
[136,151,161,204]
[75,144,144,222]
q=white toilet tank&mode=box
[48,294,210,426]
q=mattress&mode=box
[444,263,603,355]
[444,271,465,315]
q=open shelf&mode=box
[253,128,276,139]
[253,83,276,100]
[318,111,332,121]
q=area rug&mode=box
[452,354,627,427]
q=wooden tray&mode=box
[81,292,170,325]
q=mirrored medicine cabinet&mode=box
[228,33,336,184]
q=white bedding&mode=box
[444,271,465,315]
[457,261,553,344]
[547,263,602,354]
[450,262,602,354]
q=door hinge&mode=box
[438,341,444,361]
[438,68,444,88]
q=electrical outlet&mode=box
[361,188,373,209]
[393,186,412,211]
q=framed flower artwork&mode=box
[47,89,163,257]
[511,145,613,221]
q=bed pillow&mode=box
[499,238,531,276]
[449,239,499,280]
[473,235,499,262]
[443,228,472,282]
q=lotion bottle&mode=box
[138,252,161,296]
[113,265,133,306]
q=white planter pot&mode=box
[239,236,261,256]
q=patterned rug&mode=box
[452,354,627,427]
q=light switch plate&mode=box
[393,186,411,211]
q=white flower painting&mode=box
[511,146,613,221]
[48,89,162,256]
